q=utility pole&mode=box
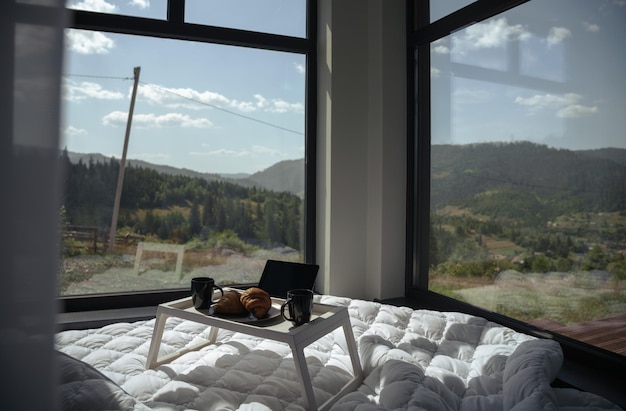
[108,66,141,253]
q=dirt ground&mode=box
[61,248,298,295]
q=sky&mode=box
[62,0,306,175]
[61,1,626,177]
[430,0,626,151]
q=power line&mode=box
[142,82,303,136]
[62,73,304,136]
[63,73,134,81]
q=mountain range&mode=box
[66,142,626,213]
[431,142,626,222]
[65,151,305,195]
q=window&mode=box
[185,0,306,38]
[430,0,476,23]
[411,0,626,359]
[59,1,315,298]
[66,0,168,19]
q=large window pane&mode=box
[429,0,626,357]
[60,31,306,295]
[185,0,306,38]
[66,0,167,19]
[430,0,476,23]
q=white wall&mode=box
[317,0,406,300]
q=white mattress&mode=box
[55,295,621,410]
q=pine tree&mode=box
[189,201,202,236]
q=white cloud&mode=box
[254,94,268,108]
[102,111,213,128]
[293,63,305,74]
[547,27,572,47]
[453,17,530,55]
[557,105,598,118]
[69,0,117,12]
[514,93,598,118]
[252,145,285,156]
[432,45,450,55]
[515,93,579,110]
[190,149,252,158]
[583,22,600,33]
[129,0,150,9]
[66,30,115,54]
[431,39,449,55]
[431,67,441,78]
[244,95,303,113]
[138,84,231,110]
[102,111,130,126]
[64,126,88,136]
[189,145,286,159]
[64,80,124,102]
[268,99,304,113]
[138,83,304,114]
[231,100,257,113]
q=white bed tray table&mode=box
[146,295,363,411]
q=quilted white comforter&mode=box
[55,295,620,411]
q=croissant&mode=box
[240,287,272,319]
[213,290,247,315]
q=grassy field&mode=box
[431,270,626,325]
[59,245,301,295]
[482,235,525,258]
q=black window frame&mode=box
[60,0,317,313]
[405,0,626,405]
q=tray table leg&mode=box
[343,320,363,380]
[290,342,318,411]
[208,324,219,343]
[317,315,364,411]
[146,311,168,369]
[147,317,220,368]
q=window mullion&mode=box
[167,0,184,24]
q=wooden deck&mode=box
[530,314,626,356]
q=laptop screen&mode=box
[257,259,319,299]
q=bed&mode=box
[55,295,621,410]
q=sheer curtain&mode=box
[1,1,66,409]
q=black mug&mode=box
[281,289,314,326]
[191,277,224,310]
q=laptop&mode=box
[257,259,320,299]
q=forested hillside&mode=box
[60,142,626,274]
[429,141,626,280]
[66,151,304,195]
[432,142,626,226]
[60,149,302,249]
[247,159,304,196]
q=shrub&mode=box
[207,230,256,255]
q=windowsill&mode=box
[56,306,157,331]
